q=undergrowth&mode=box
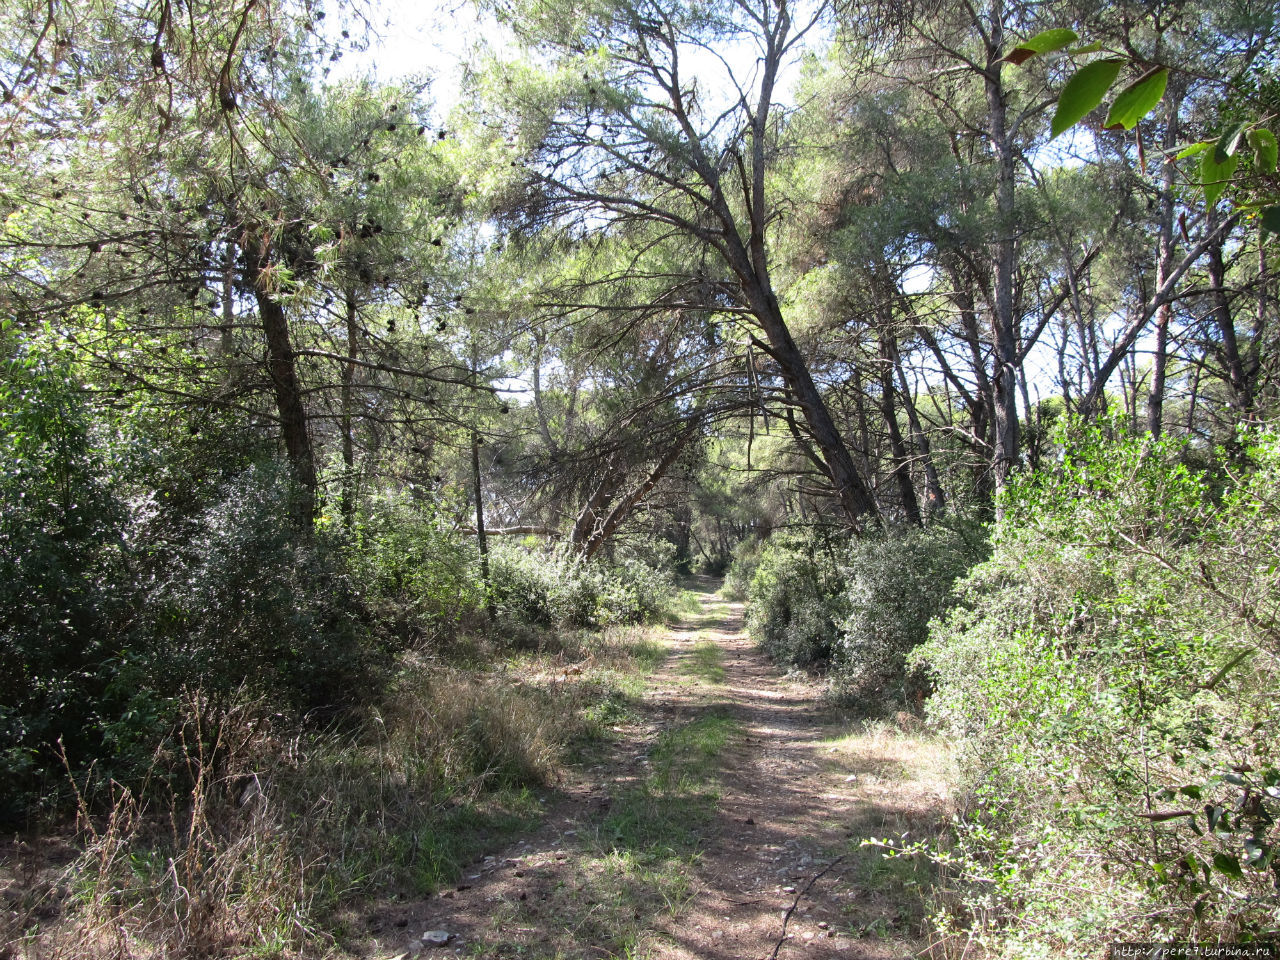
[0,623,667,959]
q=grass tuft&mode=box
[678,640,726,685]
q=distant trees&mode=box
[473,0,881,528]
[1,0,1276,544]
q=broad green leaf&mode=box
[1206,804,1226,832]
[1175,141,1212,160]
[1066,41,1105,55]
[1212,852,1244,880]
[1052,59,1124,138]
[1104,68,1168,130]
[1201,151,1239,207]
[1247,128,1278,173]
[1260,206,1280,239]
[1243,836,1270,867]
[1215,122,1247,164]
[1006,28,1078,65]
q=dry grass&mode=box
[1,626,670,960]
[818,720,957,949]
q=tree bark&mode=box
[1078,213,1241,418]
[341,286,358,528]
[472,428,496,621]
[1206,223,1254,420]
[878,330,922,526]
[242,235,317,528]
[581,420,702,560]
[736,274,879,527]
[983,5,1020,504]
[570,464,625,549]
[1146,97,1180,438]
[889,339,945,516]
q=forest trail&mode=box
[359,579,952,960]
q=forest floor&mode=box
[354,578,955,960]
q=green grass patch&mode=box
[386,788,544,896]
[626,634,669,672]
[678,639,726,685]
[313,785,545,906]
[599,711,739,860]
[666,589,705,620]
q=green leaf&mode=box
[1052,59,1124,138]
[1175,141,1212,160]
[1201,150,1239,207]
[1247,128,1278,173]
[1206,804,1226,833]
[1215,122,1247,164]
[1104,68,1168,130]
[1006,28,1078,65]
[1260,206,1280,239]
[1066,41,1105,55]
[1212,852,1244,880]
[1243,836,1270,867]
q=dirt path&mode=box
[362,580,952,960]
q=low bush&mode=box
[833,522,987,712]
[745,530,848,671]
[346,491,484,646]
[743,524,984,707]
[913,420,1280,951]
[486,540,674,629]
[722,536,763,601]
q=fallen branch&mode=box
[769,856,844,960]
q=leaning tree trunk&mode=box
[243,235,317,528]
[1207,221,1254,421]
[728,258,879,528]
[878,330,922,526]
[580,421,702,560]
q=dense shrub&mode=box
[346,491,484,645]
[487,539,674,629]
[833,522,987,711]
[743,524,984,704]
[745,531,849,670]
[722,536,763,600]
[0,335,385,821]
[0,338,130,822]
[136,463,380,715]
[913,421,1280,951]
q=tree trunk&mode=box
[890,340,945,516]
[983,7,1020,505]
[1207,224,1254,420]
[243,235,317,527]
[472,428,496,621]
[878,331,922,525]
[581,422,701,560]
[341,286,358,528]
[737,276,879,528]
[570,465,625,549]
[1146,97,1180,438]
